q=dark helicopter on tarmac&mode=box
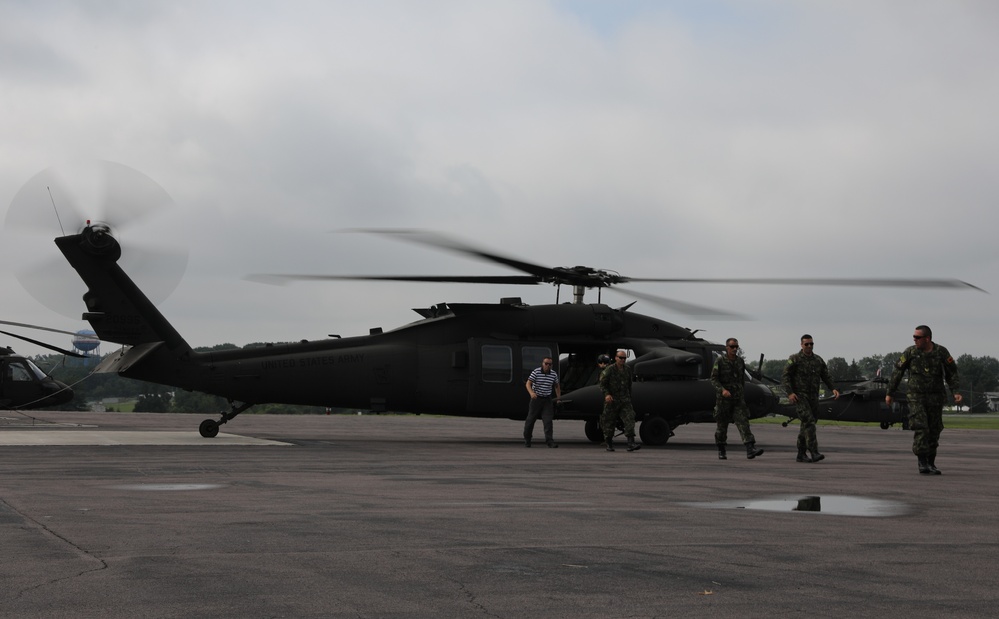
[780,376,910,430]
[51,221,980,442]
[0,321,80,410]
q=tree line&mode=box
[758,353,999,413]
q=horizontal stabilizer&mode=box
[94,342,164,374]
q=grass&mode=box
[758,413,999,430]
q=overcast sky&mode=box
[2,0,996,369]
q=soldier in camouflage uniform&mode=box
[710,338,764,460]
[598,351,641,452]
[782,334,840,463]
[886,325,962,475]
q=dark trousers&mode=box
[524,397,555,442]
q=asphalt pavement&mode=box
[2,411,997,618]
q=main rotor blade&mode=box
[613,286,748,320]
[246,274,544,286]
[622,277,986,292]
[0,320,79,336]
[0,331,86,358]
[344,229,561,281]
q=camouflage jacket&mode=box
[888,343,960,396]
[599,364,632,401]
[710,354,745,399]
[782,352,835,398]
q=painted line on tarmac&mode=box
[0,430,291,446]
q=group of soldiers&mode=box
[711,325,961,475]
[525,324,962,476]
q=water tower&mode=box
[72,329,101,358]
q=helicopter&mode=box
[0,321,81,410]
[51,222,981,442]
[780,376,910,430]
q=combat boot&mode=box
[917,455,932,474]
[606,438,615,452]
[717,444,727,460]
[796,450,809,463]
[626,437,641,452]
[809,451,825,463]
[745,442,764,459]
[927,453,941,474]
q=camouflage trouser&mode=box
[713,397,755,446]
[795,395,820,453]
[908,393,945,456]
[601,399,636,440]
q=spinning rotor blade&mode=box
[247,274,543,286]
[612,286,747,320]
[345,229,556,282]
[621,276,986,292]
[0,331,86,358]
[346,230,985,293]
[0,319,79,336]
[250,228,983,318]
[3,161,188,318]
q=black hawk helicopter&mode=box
[0,321,80,410]
[52,222,980,442]
[780,376,910,430]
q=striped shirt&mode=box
[527,367,559,397]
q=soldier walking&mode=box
[782,334,839,463]
[886,325,962,475]
[598,351,641,452]
[710,338,764,460]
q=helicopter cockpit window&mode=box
[25,358,48,381]
[481,345,512,383]
[9,362,35,382]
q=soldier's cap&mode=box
[597,354,612,364]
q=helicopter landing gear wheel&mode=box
[639,416,672,446]
[584,419,604,443]
[879,421,890,430]
[199,419,220,438]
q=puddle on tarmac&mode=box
[113,483,225,491]
[686,495,910,517]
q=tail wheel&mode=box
[639,416,672,446]
[199,419,220,438]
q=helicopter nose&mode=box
[45,380,75,406]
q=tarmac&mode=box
[1,410,997,618]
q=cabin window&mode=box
[481,345,512,383]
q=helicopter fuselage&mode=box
[57,225,779,441]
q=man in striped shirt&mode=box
[524,357,561,448]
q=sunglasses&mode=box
[727,344,739,349]
[913,335,926,340]
[803,343,814,347]
[615,356,627,360]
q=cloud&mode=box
[1,0,996,364]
